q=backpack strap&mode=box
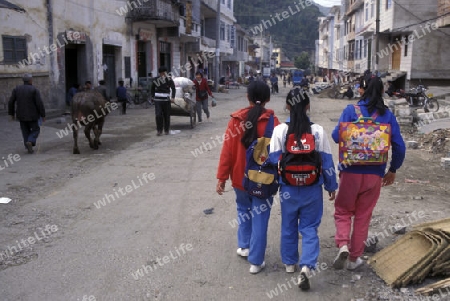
[371,110,379,120]
[353,105,363,119]
[263,114,274,138]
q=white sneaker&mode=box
[298,266,311,290]
[236,248,249,257]
[249,261,265,274]
[333,245,349,270]
[346,257,364,270]
[285,264,296,273]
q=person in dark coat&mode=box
[8,74,46,154]
[96,80,109,102]
[116,78,127,115]
[150,66,176,136]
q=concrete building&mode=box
[318,0,450,88]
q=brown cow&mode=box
[71,91,116,154]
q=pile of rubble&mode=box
[368,218,450,292]
[416,129,450,154]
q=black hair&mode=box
[85,81,91,85]
[195,71,203,77]
[363,77,386,115]
[241,81,271,148]
[286,88,311,143]
[158,66,167,73]
[99,80,105,85]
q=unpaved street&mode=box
[1,86,449,301]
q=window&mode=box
[221,0,225,4]
[220,22,225,40]
[364,39,368,58]
[404,37,408,56]
[371,0,375,18]
[227,0,231,9]
[2,36,27,63]
[365,3,369,21]
[386,0,392,10]
[226,24,230,42]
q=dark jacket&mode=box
[151,76,176,100]
[95,85,108,101]
[9,83,45,121]
[116,86,127,100]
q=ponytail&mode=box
[241,81,270,148]
[286,88,311,144]
[363,77,386,116]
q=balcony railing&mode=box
[346,0,364,16]
[127,0,179,25]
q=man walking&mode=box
[116,78,127,115]
[8,74,46,154]
[96,80,109,102]
[150,66,175,136]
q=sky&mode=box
[314,0,342,7]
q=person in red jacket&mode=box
[216,81,280,274]
[194,71,213,123]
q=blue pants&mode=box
[20,120,40,148]
[234,188,273,265]
[280,185,323,269]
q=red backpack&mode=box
[279,130,322,186]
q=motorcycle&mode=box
[392,85,439,113]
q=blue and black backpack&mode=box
[243,114,279,198]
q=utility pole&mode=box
[214,0,221,92]
[259,29,263,74]
[375,0,380,73]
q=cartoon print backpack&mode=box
[243,115,279,198]
[338,105,391,165]
[279,126,322,186]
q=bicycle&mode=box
[127,88,152,109]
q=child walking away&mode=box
[269,88,337,290]
[216,81,280,274]
[331,77,406,271]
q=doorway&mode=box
[103,45,116,98]
[159,41,171,72]
[65,48,78,93]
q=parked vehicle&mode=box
[292,70,305,86]
[392,85,439,113]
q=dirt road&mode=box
[0,86,449,301]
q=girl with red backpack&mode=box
[268,88,337,290]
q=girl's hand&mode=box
[328,191,336,201]
[216,181,226,195]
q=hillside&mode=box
[234,0,325,61]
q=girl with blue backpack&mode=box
[216,81,279,274]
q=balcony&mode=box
[127,0,180,27]
[201,36,216,48]
[437,0,450,28]
[346,0,364,16]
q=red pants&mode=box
[334,172,382,261]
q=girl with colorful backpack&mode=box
[330,77,406,271]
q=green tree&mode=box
[294,52,311,70]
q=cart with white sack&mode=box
[170,77,196,129]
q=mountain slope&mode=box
[234,0,325,60]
